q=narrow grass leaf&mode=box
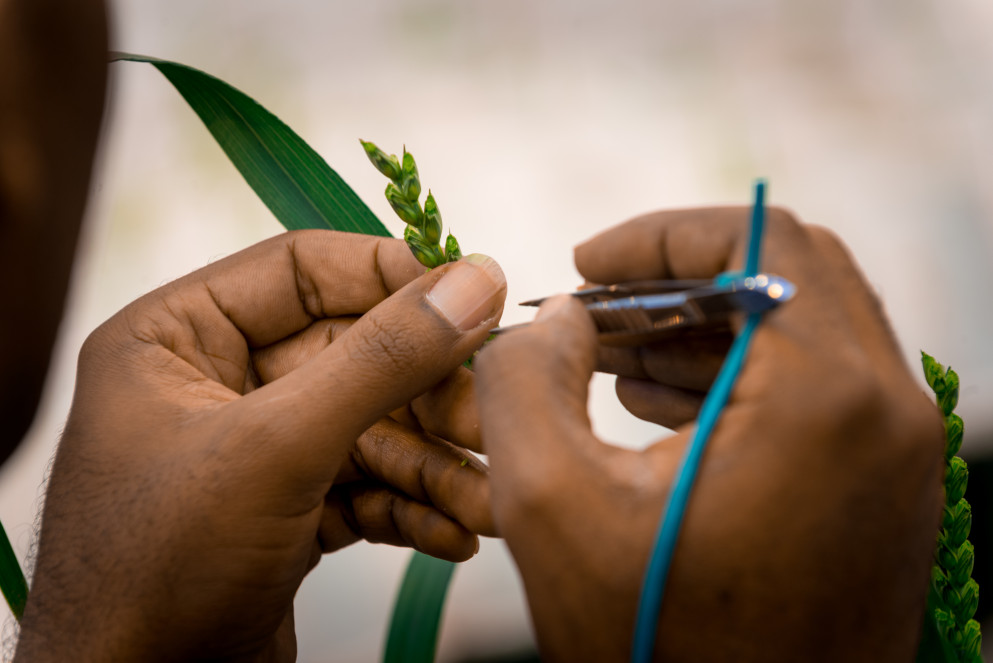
[111,52,390,236]
[384,553,456,663]
[115,54,453,663]
[0,520,27,620]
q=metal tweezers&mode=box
[491,273,796,346]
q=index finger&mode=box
[573,207,831,362]
[133,230,424,350]
[575,207,913,401]
[573,207,859,348]
[574,206,811,284]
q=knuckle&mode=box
[77,314,140,375]
[628,211,665,234]
[831,364,888,432]
[902,392,946,451]
[286,230,362,318]
[761,207,844,271]
[763,205,810,243]
[764,204,803,230]
[805,225,865,274]
[837,367,946,491]
[775,346,884,441]
[800,352,929,457]
[350,314,422,381]
[349,489,397,544]
[807,225,865,278]
[77,326,109,367]
[806,224,846,251]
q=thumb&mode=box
[228,254,506,486]
[475,295,602,495]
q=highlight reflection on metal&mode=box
[491,273,796,346]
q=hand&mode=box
[476,207,944,662]
[16,231,506,662]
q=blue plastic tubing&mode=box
[631,181,767,663]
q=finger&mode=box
[475,295,602,496]
[408,368,484,452]
[805,226,911,377]
[596,344,650,379]
[574,207,872,378]
[597,332,732,391]
[253,316,485,452]
[319,484,478,562]
[195,231,424,346]
[575,206,810,284]
[250,317,356,387]
[615,377,704,429]
[349,417,494,536]
[113,231,423,393]
[226,254,506,491]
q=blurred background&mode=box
[3,0,993,660]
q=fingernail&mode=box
[427,254,506,331]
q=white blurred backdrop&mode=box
[3,0,993,660]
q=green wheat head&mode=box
[922,352,982,662]
[360,141,462,269]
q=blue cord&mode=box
[744,181,765,276]
[631,180,767,663]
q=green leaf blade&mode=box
[0,520,26,620]
[112,53,391,237]
[384,553,456,663]
[114,54,454,663]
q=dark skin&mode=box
[0,0,109,464]
[2,5,514,657]
[2,0,945,659]
[475,207,946,662]
[15,234,507,661]
[14,208,944,662]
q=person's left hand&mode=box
[15,230,506,662]
[475,208,942,662]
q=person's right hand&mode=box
[476,207,944,662]
[16,231,505,663]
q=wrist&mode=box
[13,592,154,663]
